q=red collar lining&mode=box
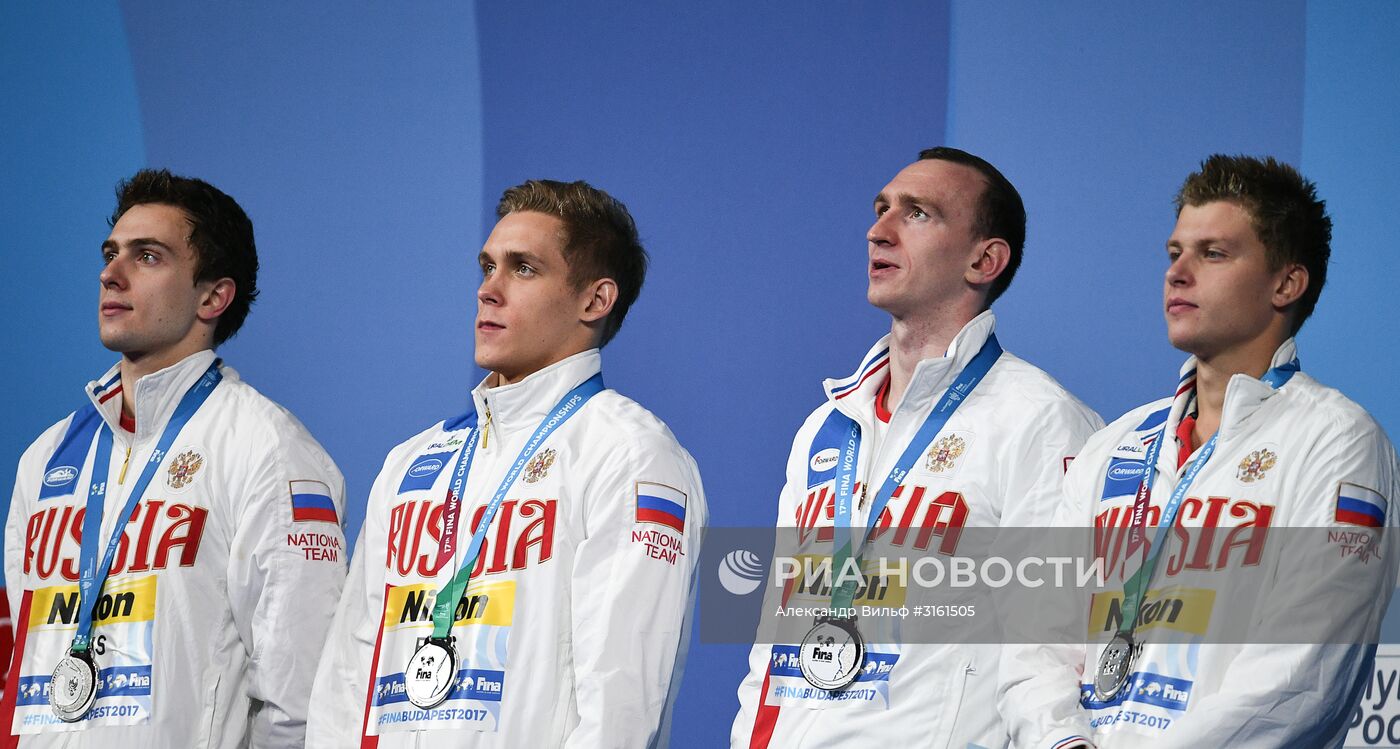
[874,375,892,424]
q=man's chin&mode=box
[866,287,895,313]
[473,350,511,378]
[98,332,135,355]
[1166,330,1214,360]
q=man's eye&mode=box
[482,263,496,276]
[910,207,927,219]
[102,251,116,264]
[139,251,157,263]
[516,264,536,277]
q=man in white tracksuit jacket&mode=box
[308,179,706,748]
[732,148,1101,748]
[998,155,1400,748]
[2,170,348,748]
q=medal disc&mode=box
[50,653,98,722]
[405,639,457,709]
[1093,633,1137,701]
[799,618,865,691]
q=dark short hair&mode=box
[1174,154,1331,334]
[110,169,259,346]
[496,179,648,346]
[917,146,1026,304]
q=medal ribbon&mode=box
[72,361,222,653]
[1113,358,1299,638]
[829,335,1001,612]
[427,372,604,640]
[433,425,482,572]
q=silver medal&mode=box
[1093,633,1137,701]
[404,638,457,709]
[50,652,98,722]
[798,618,865,691]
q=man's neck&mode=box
[118,346,210,418]
[886,309,977,410]
[486,344,597,389]
[1189,335,1284,446]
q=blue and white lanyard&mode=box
[1114,358,1299,635]
[72,361,223,653]
[828,336,1002,610]
[426,373,604,637]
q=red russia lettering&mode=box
[24,500,209,581]
[1093,496,1274,579]
[1094,503,1162,576]
[794,484,836,545]
[387,497,557,577]
[389,499,445,577]
[796,483,968,556]
[870,486,969,555]
[795,482,868,545]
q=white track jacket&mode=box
[307,349,706,749]
[999,339,1400,748]
[3,349,348,748]
[733,312,1102,748]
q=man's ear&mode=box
[1273,263,1309,310]
[965,237,1011,290]
[196,277,236,323]
[580,277,617,324]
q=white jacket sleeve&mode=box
[305,442,412,749]
[4,419,69,675]
[998,397,1102,527]
[564,431,707,749]
[305,521,380,749]
[4,432,49,652]
[1140,424,1400,748]
[226,425,348,749]
[730,470,803,748]
[998,441,1099,749]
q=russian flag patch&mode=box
[636,481,687,533]
[290,479,339,524]
[1335,482,1387,528]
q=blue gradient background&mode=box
[3,2,1396,746]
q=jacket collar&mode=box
[824,310,997,426]
[85,349,224,443]
[1160,337,1298,472]
[471,349,603,436]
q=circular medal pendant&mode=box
[50,652,98,722]
[799,617,865,691]
[1093,633,1137,701]
[404,639,457,709]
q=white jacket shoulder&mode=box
[987,353,1102,428]
[1284,373,1392,445]
[587,390,695,459]
[18,414,78,469]
[213,376,339,469]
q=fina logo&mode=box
[717,549,766,596]
[408,457,444,478]
[810,448,840,473]
[43,466,78,488]
[1108,461,1145,480]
